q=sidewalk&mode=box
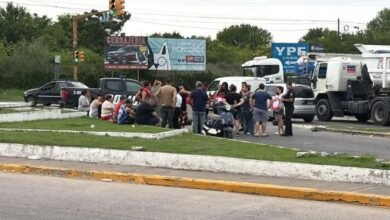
[1,156,389,206]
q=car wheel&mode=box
[355,113,371,122]
[371,101,389,126]
[121,57,128,64]
[27,96,37,107]
[316,99,333,121]
[303,115,315,123]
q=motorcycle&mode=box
[203,102,234,139]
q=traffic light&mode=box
[109,0,116,15]
[79,51,85,62]
[74,50,79,63]
[115,0,125,16]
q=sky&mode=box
[0,0,389,42]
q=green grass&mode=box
[0,129,386,170]
[0,89,24,101]
[0,117,169,133]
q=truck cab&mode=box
[242,56,284,84]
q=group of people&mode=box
[77,79,295,137]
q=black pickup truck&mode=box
[23,80,89,106]
[60,78,142,107]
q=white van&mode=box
[207,76,266,96]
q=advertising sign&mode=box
[272,43,309,74]
[104,36,150,70]
[148,38,206,71]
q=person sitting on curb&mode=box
[89,94,104,118]
[78,89,90,115]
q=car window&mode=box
[41,82,56,90]
[256,65,280,77]
[293,86,314,98]
[68,82,88,88]
[318,63,328,79]
[265,85,278,96]
[208,80,220,92]
[126,81,141,92]
[106,80,122,91]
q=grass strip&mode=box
[0,130,386,170]
[0,89,24,101]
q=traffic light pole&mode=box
[72,10,109,81]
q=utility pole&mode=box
[72,10,109,81]
[337,18,340,53]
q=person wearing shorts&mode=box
[271,86,285,135]
[251,83,272,137]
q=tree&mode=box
[150,32,184,39]
[0,2,50,43]
[366,8,390,45]
[216,24,272,50]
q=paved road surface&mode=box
[237,119,390,159]
[0,173,389,220]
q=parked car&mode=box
[60,78,142,107]
[264,83,315,122]
[23,80,88,107]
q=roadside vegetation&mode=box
[0,89,23,101]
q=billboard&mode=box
[272,43,309,74]
[148,38,206,71]
[104,36,150,70]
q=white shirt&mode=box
[175,94,183,108]
[89,99,100,118]
[101,100,115,117]
[78,95,90,112]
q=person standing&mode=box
[282,82,295,136]
[78,89,90,114]
[191,81,208,134]
[271,86,285,135]
[250,83,272,137]
[242,84,254,135]
[173,87,183,129]
[224,84,244,136]
[155,80,176,128]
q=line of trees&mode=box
[0,2,389,89]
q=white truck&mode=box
[311,44,390,126]
[241,56,284,84]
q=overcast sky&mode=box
[0,0,388,42]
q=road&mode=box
[237,118,390,159]
[0,173,389,220]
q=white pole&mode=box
[383,56,388,89]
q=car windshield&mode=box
[293,86,314,98]
[68,82,88,88]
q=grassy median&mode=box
[0,89,23,101]
[0,117,169,133]
[0,118,387,170]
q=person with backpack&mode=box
[270,86,285,135]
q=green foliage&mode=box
[366,8,390,45]
[150,32,184,39]
[217,24,272,50]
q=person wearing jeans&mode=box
[155,80,177,128]
[191,81,208,134]
[241,84,254,135]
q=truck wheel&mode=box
[316,99,333,121]
[43,102,51,106]
[371,101,390,126]
[27,96,37,107]
[355,113,371,122]
[303,115,315,123]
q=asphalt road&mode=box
[0,173,389,220]
[237,118,390,159]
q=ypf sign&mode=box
[272,43,309,74]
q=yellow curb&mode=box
[1,163,390,207]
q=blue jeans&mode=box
[192,111,206,134]
[243,110,254,134]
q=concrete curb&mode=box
[293,124,390,138]
[0,109,85,122]
[1,163,389,207]
[0,102,30,108]
[0,143,390,186]
[0,128,188,140]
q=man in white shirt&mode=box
[78,89,90,114]
[89,95,104,118]
[173,87,183,129]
